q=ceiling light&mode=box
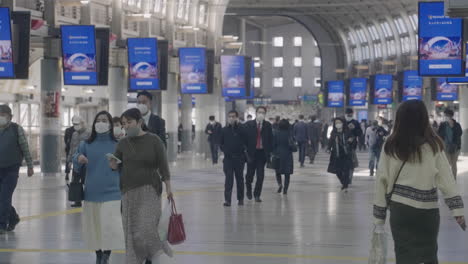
[80,0,89,4]
[84,88,95,94]
[25,86,35,90]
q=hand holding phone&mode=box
[106,153,122,164]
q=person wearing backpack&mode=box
[0,104,34,234]
[367,120,389,176]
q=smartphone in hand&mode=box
[106,153,122,164]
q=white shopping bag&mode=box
[159,200,174,257]
[368,226,388,264]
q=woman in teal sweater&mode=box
[73,111,124,264]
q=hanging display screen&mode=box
[373,74,393,105]
[127,38,159,90]
[418,2,464,76]
[179,47,207,94]
[402,70,423,101]
[349,78,367,106]
[436,78,458,101]
[447,43,468,84]
[61,25,97,85]
[327,81,344,107]
[0,8,13,78]
[221,55,246,97]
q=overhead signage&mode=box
[436,78,458,101]
[221,55,246,97]
[127,38,159,90]
[61,25,97,85]
[447,43,468,84]
[179,47,207,94]
[374,74,393,105]
[402,70,423,101]
[349,78,367,106]
[0,8,13,78]
[327,81,344,108]
[418,2,464,76]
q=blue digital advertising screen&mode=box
[221,55,246,97]
[0,8,13,78]
[179,47,207,94]
[402,70,423,101]
[374,74,393,105]
[447,43,468,84]
[349,78,367,106]
[127,38,159,91]
[327,81,344,107]
[418,2,464,76]
[61,25,97,85]
[436,78,458,101]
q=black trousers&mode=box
[245,150,267,198]
[65,151,71,174]
[298,141,307,165]
[275,173,290,192]
[336,168,350,189]
[223,156,245,203]
[209,142,219,163]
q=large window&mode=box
[254,62,261,68]
[347,31,357,45]
[176,0,191,21]
[153,0,167,15]
[198,2,208,26]
[314,78,321,87]
[368,25,379,41]
[273,57,283,67]
[356,28,367,43]
[380,22,393,38]
[254,77,261,88]
[352,47,360,61]
[273,77,283,88]
[394,17,408,34]
[273,37,283,47]
[409,13,418,31]
[362,45,370,60]
[314,57,321,67]
[294,77,302,87]
[124,0,142,8]
[374,42,383,58]
[293,36,302,47]
[401,36,411,54]
[388,39,396,56]
[293,57,302,67]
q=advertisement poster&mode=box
[0,8,13,78]
[437,78,458,101]
[127,38,159,90]
[327,81,344,107]
[179,47,207,94]
[374,74,393,105]
[61,25,97,85]
[221,55,246,97]
[349,78,367,106]
[447,43,468,84]
[402,70,423,101]
[418,2,464,76]
[43,91,60,118]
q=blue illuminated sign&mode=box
[436,78,458,101]
[0,8,13,78]
[418,2,464,76]
[447,43,468,84]
[402,70,423,101]
[127,38,159,90]
[179,47,207,94]
[61,25,97,85]
[374,74,393,105]
[327,81,344,107]
[221,55,246,97]
[349,78,367,106]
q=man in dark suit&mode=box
[244,106,273,202]
[345,108,363,185]
[136,91,167,147]
[205,116,222,164]
[64,116,79,181]
[293,114,308,167]
[307,115,322,164]
[220,110,247,207]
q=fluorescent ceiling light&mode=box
[25,86,35,90]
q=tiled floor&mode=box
[1,151,468,264]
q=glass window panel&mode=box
[184,0,191,21]
[31,104,39,127]
[374,42,382,58]
[63,107,70,127]
[293,57,302,67]
[198,3,207,26]
[380,22,392,38]
[254,77,261,88]
[314,78,321,87]
[396,17,408,34]
[20,103,28,127]
[368,25,379,41]
[410,14,418,31]
[388,39,396,56]
[352,47,360,61]
[347,31,356,45]
[273,36,283,47]
[314,57,321,67]
[176,0,185,19]
[294,77,302,87]
[273,57,283,67]
[273,77,283,88]
[293,36,302,47]
[356,28,367,43]
[254,62,261,68]
[314,40,318,46]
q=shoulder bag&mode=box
[385,161,406,205]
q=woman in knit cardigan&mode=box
[373,100,466,263]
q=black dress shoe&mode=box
[223,202,231,207]
[6,217,20,231]
[277,186,283,193]
[255,197,262,203]
[71,202,82,208]
[246,189,252,200]
[238,201,244,206]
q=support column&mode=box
[161,73,178,162]
[108,67,128,117]
[423,78,435,116]
[459,85,468,154]
[40,59,62,175]
[180,94,193,151]
[151,92,162,117]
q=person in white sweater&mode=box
[372,100,465,264]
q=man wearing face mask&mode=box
[344,108,363,185]
[244,106,273,202]
[136,91,167,147]
[438,109,463,179]
[64,116,79,181]
[0,105,34,233]
[220,110,247,207]
[205,116,222,165]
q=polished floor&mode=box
[1,150,468,264]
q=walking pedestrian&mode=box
[327,117,353,193]
[345,108,362,184]
[307,115,322,164]
[438,109,462,179]
[136,91,167,146]
[274,119,295,195]
[205,116,222,165]
[293,115,308,167]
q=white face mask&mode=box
[335,123,343,130]
[114,127,124,136]
[345,116,353,122]
[256,113,265,122]
[73,124,82,131]
[137,104,149,115]
[95,122,110,134]
[0,116,8,126]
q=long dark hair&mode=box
[331,117,348,133]
[278,119,290,131]
[121,108,149,132]
[384,100,444,163]
[87,111,117,143]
